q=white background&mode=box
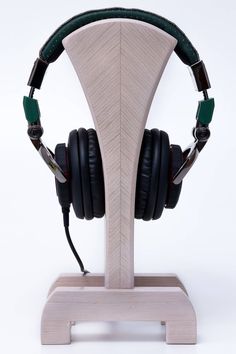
[0,0,235,353]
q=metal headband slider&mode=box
[27,58,49,90]
[189,60,211,92]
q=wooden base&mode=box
[41,274,196,345]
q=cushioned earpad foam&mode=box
[135,130,152,219]
[78,128,93,220]
[68,130,84,218]
[165,144,183,209]
[87,129,105,218]
[57,127,181,220]
[153,130,170,219]
[54,143,71,208]
[143,129,161,221]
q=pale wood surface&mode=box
[63,19,177,289]
[41,20,197,346]
[41,285,196,345]
[48,273,188,296]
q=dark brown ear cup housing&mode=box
[55,128,183,221]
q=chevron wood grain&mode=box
[40,19,197,346]
[62,19,177,289]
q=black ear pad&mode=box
[68,130,84,218]
[78,128,93,220]
[135,129,175,220]
[54,143,71,208]
[57,127,181,221]
[165,144,183,209]
[153,130,170,220]
[135,130,152,219]
[87,129,105,218]
[143,129,161,221]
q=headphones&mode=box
[23,8,215,272]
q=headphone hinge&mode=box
[27,121,44,140]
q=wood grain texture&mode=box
[41,286,196,345]
[47,273,188,296]
[62,19,177,289]
[41,21,197,345]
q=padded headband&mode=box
[39,7,199,66]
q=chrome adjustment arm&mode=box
[173,124,210,185]
[28,125,67,183]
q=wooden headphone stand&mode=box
[41,19,197,345]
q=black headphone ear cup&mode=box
[165,144,183,209]
[54,143,71,209]
[135,130,152,219]
[78,128,93,220]
[143,129,161,221]
[153,130,170,220]
[87,129,105,218]
[68,129,84,219]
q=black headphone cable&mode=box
[62,207,90,276]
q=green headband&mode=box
[40,7,199,65]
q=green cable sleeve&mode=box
[23,96,41,124]
[196,98,215,125]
